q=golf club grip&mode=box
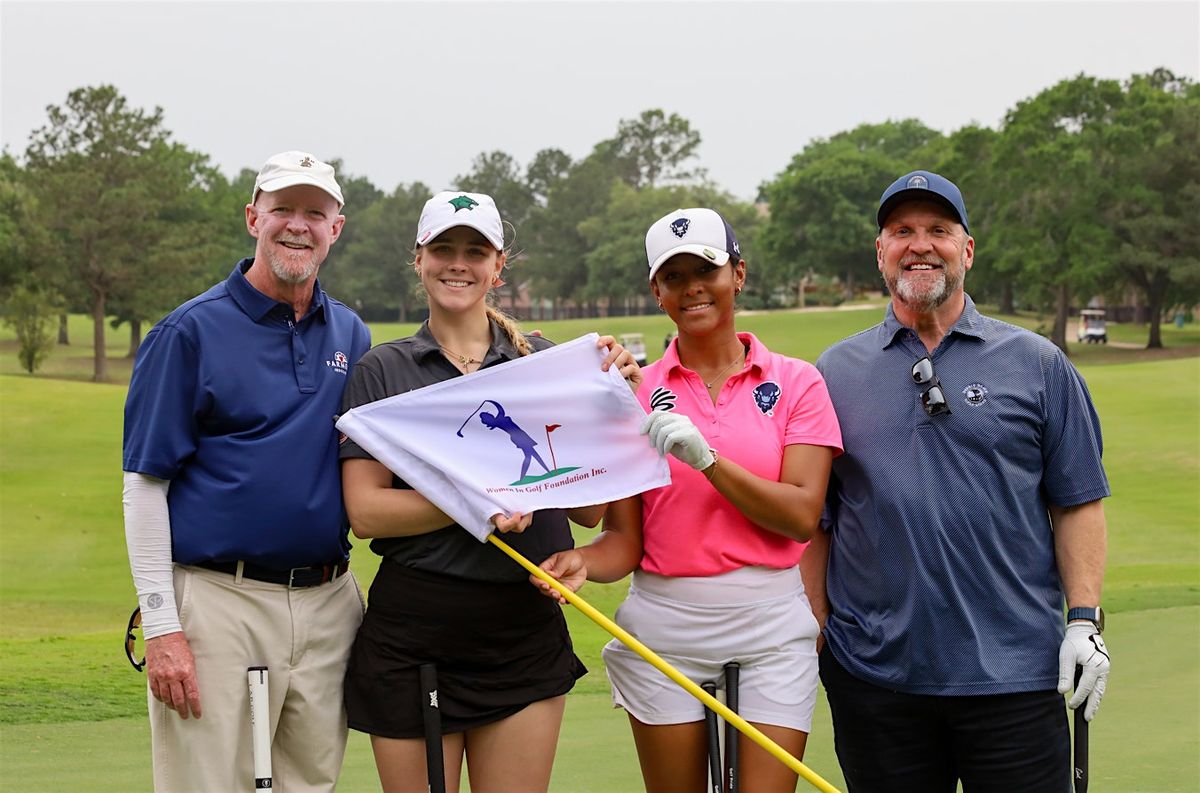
[419,663,446,793]
[247,667,272,789]
[1074,666,1088,793]
[702,682,723,793]
[725,662,740,793]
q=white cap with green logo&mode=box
[416,191,505,250]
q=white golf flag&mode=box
[336,333,671,541]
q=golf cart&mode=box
[1076,309,1108,344]
[620,333,648,366]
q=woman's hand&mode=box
[597,335,643,393]
[532,550,587,603]
[491,511,533,534]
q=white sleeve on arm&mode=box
[122,471,181,639]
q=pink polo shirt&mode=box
[636,332,843,577]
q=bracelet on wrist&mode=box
[702,448,719,480]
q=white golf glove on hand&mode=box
[640,410,714,471]
[1057,622,1110,721]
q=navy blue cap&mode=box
[877,170,969,233]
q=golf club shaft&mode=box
[419,663,446,793]
[702,681,722,793]
[725,662,740,793]
[247,667,272,790]
[1074,666,1088,793]
[487,534,841,793]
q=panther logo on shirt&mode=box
[649,387,677,412]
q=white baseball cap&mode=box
[252,151,344,207]
[645,208,741,280]
[416,191,505,250]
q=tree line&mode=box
[1,70,1197,381]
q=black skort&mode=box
[345,558,587,738]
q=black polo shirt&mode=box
[340,320,574,582]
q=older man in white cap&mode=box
[122,151,371,791]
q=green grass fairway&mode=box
[1,308,1198,790]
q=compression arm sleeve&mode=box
[122,471,181,639]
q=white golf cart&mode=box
[619,333,648,366]
[1076,309,1108,344]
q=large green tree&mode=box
[991,74,1125,352]
[523,111,707,314]
[332,182,431,321]
[1095,70,1200,347]
[24,85,217,380]
[760,120,942,300]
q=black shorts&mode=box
[345,559,587,739]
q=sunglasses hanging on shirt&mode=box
[911,356,951,417]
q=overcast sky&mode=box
[3,1,1197,201]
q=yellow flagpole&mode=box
[487,533,841,793]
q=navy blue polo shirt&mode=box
[123,259,371,570]
[816,295,1109,696]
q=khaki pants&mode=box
[150,565,365,793]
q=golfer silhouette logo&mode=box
[456,400,581,486]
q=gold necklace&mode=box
[702,350,745,389]
[440,346,483,368]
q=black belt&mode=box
[196,559,349,588]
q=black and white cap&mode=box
[645,208,741,281]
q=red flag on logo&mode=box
[545,424,562,432]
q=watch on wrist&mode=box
[1067,606,1104,633]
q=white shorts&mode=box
[602,566,820,731]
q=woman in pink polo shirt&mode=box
[536,208,843,793]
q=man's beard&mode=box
[266,237,320,285]
[885,254,964,313]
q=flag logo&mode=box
[457,400,580,486]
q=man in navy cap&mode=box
[802,170,1112,792]
[122,151,371,792]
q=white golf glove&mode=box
[1057,622,1110,721]
[640,411,714,471]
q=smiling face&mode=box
[415,225,505,317]
[246,184,344,286]
[650,253,745,338]
[877,200,973,316]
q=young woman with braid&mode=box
[339,191,641,793]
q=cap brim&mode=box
[256,175,344,207]
[648,244,731,280]
[417,218,504,251]
[877,190,964,230]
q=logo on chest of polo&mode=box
[752,382,781,416]
[962,383,988,406]
[649,387,677,412]
[325,351,349,374]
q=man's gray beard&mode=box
[885,260,964,313]
[267,252,319,285]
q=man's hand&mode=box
[1058,622,1110,721]
[146,631,202,719]
[640,411,713,470]
[533,550,587,604]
